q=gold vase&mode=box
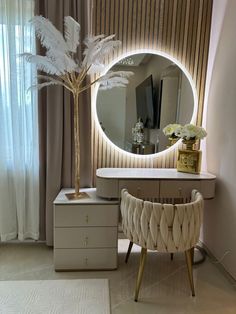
[177,139,202,174]
[168,137,178,146]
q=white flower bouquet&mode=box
[162,124,182,138]
[176,124,207,140]
[163,123,207,141]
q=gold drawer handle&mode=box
[84,236,88,247]
[84,257,88,266]
[85,214,89,223]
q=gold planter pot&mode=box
[177,140,202,174]
[168,137,179,146]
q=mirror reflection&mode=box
[96,53,194,154]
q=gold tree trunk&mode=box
[73,92,80,196]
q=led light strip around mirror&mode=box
[92,49,198,159]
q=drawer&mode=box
[54,204,119,227]
[54,248,117,270]
[54,227,117,249]
[160,180,201,198]
[96,177,118,198]
[118,180,159,199]
[200,180,215,199]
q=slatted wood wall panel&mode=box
[91,0,213,183]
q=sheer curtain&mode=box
[0,0,39,240]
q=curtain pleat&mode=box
[35,0,92,245]
[0,0,39,241]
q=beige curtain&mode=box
[35,0,92,245]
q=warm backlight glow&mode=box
[92,49,198,159]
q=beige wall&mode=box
[203,0,236,279]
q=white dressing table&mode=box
[53,168,215,270]
[96,167,216,266]
[96,168,216,200]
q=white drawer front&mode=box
[54,248,117,270]
[54,227,117,249]
[119,180,159,199]
[54,204,119,227]
[160,180,201,198]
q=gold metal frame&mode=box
[126,245,196,302]
[65,192,89,200]
[134,248,147,302]
[185,248,195,297]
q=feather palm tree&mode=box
[22,15,133,198]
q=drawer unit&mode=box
[54,204,119,227]
[160,180,201,198]
[54,248,117,270]
[53,188,119,270]
[119,179,159,198]
[54,227,117,249]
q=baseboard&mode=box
[1,239,46,244]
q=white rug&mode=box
[0,279,110,314]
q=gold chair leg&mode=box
[134,248,147,302]
[125,241,133,263]
[185,249,195,296]
[190,247,194,265]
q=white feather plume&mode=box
[21,53,63,75]
[64,16,80,53]
[28,82,63,91]
[82,34,121,68]
[30,16,68,54]
[37,74,64,84]
[29,81,64,91]
[98,71,133,89]
[23,15,132,94]
[87,63,106,75]
[46,50,77,73]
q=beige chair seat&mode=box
[120,188,204,302]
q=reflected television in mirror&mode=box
[135,74,157,129]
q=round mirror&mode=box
[96,52,196,155]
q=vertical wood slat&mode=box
[193,0,203,84]
[157,0,165,50]
[178,0,187,61]
[170,0,178,55]
[91,0,213,185]
[198,0,213,126]
[189,0,200,75]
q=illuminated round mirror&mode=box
[96,51,197,155]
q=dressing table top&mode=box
[96,168,216,180]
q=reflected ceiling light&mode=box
[117,56,134,66]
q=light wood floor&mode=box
[0,239,235,314]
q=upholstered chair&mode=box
[120,188,204,302]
